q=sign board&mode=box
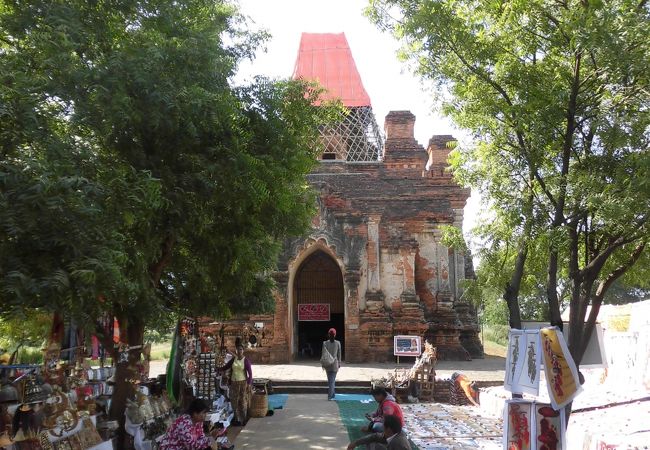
[297,303,330,321]
[521,321,607,369]
[393,335,422,356]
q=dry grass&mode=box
[482,339,507,358]
[150,341,172,360]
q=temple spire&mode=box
[293,32,384,162]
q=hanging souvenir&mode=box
[504,329,526,393]
[112,317,121,344]
[509,330,542,396]
[116,343,130,364]
[503,400,533,450]
[540,327,582,409]
[534,403,565,450]
[180,318,197,337]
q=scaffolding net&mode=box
[319,106,385,162]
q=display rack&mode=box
[413,362,436,401]
[196,353,217,401]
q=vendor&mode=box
[159,398,219,450]
[219,344,252,426]
[362,387,404,433]
[348,415,410,450]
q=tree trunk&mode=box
[504,186,535,330]
[504,244,526,330]
[109,233,174,448]
[109,313,145,449]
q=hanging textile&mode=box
[91,335,100,360]
[112,317,121,344]
[540,327,582,409]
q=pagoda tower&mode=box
[293,33,384,162]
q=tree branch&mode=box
[148,233,176,287]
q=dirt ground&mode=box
[149,355,506,382]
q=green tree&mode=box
[0,311,51,363]
[367,0,650,420]
[1,0,333,439]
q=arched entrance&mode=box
[294,250,345,360]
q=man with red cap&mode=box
[322,328,342,400]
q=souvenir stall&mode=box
[163,318,235,450]
[500,327,582,450]
[0,337,117,449]
[368,341,503,449]
[0,314,175,450]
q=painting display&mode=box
[539,327,582,409]
[503,400,566,450]
[519,330,541,396]
[504,329,526,393]
[534,403,565,450]
[504,400,533,450]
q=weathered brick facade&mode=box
[215,111,483,363]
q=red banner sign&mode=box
[298,303,330,321]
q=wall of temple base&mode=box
[208,111,482,364]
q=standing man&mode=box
[347,415,410,450]
[322,328,341,400]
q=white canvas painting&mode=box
[504,329,527,393]
[517,330,541,396]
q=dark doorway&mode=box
[294,251,345,360]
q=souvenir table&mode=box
[402,403,502,450]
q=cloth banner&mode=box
[505,329,542,395]
[504,400,533,450]
[520,330,541,395]
[504,329,526,393]
[503,400,566,450]
[540,326,582,410]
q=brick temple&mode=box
[204,33,483,363]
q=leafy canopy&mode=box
[1,0,336,328]
[367,0,649,359]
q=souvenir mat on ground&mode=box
[336,400,418,450]
[401,403,502,450]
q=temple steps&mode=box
[270,379,372,395]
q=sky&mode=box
[235,0,482,242]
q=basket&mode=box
[248,385,268,418]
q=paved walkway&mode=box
[150,356,506,382]
[235,394,350,450]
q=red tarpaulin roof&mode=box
[292,32,372,107]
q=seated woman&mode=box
[159,398,219,450]
[362,387,404,433]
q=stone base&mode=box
[434,344,471,361]
[270,346,291,364]
[460,330,484,359]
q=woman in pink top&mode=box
[159,398,219,450]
